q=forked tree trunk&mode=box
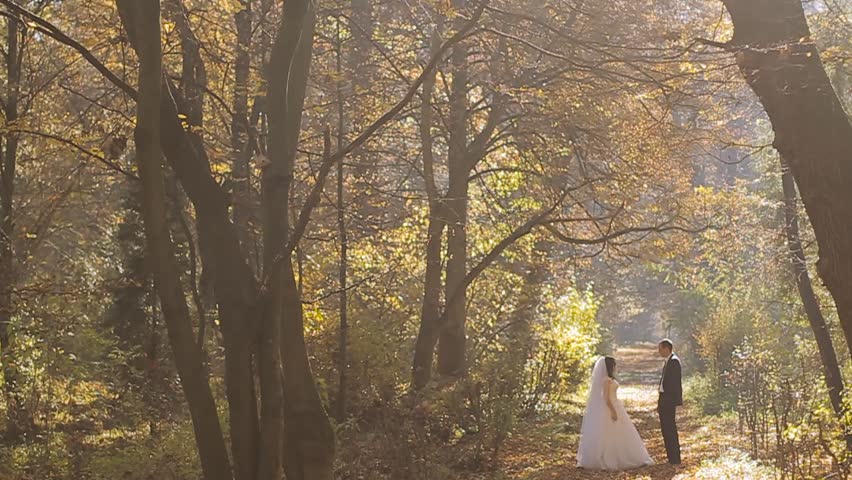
[116,2,262,476]
[127,2,232,479]
[412,204,447,388]
[226,7,262,477]
[720,0,852,354]
[265,1,335,478]
[412,28,447,388]
[780,159,851,450]
[414,5,502,385]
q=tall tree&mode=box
[14,0,484,474]
[780,157,851,450]
[0,8,29,440]
[715,0,852,353]
[413,1,504,383]
[122,1,232,479]
[333,0,374,419]
[334,10,349,423]
[438,0,473,378]
[412,22,447,389]
[263,0,335,477]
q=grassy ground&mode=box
[498,344,770,480]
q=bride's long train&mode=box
[576,357,654,470]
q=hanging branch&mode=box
[8,127,137,179]
[0,0,137,100]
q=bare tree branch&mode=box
[281,0,488,259]
[0,0,138,100]
[9,127,137,179]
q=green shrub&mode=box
[686,373,735,415]
[83,423,200,480]
[522,287,601,413]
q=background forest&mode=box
[0,0,849,479]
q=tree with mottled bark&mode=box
[714,0,852,354]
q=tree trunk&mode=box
[265,1,335,478]
[116,3,262,475]
[412,30,446,388]
[226,10,265,474]
[721,0,852,354]
[780,158,851,449]
[280,257,336,480]
[257,243,284,480]
[412,205,446,388]
[232,1,254,265]
[335,127,349,422]
[0,13,31,441]
[128,2,232,479]
[512,263,542,414]
[334,14,349,422]
[437,0,470,377]
[334,0,372,408]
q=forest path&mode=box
[499,343,748,479]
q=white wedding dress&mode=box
[576,357,654,470]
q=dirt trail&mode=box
[500,344,743,479]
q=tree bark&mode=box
[437,0,471,377]
[333,13,349,422]
[264,1,335,478]
[0,12,31,440]
[221,9,264,472]
[720,0,852,354]
[232,0,254,265]
[128,2,232,479]
[116,4,262,476]
[412,27,446,388]
[281,258,336,480]
[780,158,851,449]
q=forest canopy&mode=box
[0,0,849,479]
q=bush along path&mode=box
[499,344,774,480]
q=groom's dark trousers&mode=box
[657,402,680,464]
[658,354,682,464]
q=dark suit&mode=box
[658,353,682,464]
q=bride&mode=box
[577,356,654,470]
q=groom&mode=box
[657,338,682,465]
